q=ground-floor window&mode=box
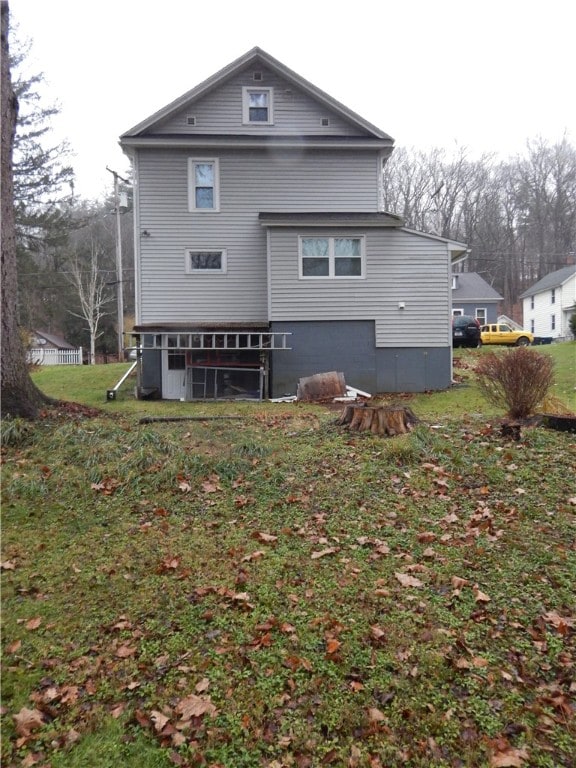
[475,308,487,324]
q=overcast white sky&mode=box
[10,0,576,200]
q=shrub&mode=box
[475,347,555,419]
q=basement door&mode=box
[162,338,187,400]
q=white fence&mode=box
[28,347,83,366]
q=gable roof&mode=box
[121,47,394,143]
[452,272,503,301]
[519,264,576,298]
[33,330,76,349]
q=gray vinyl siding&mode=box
[268,228,451,347]
[136,148,381,324]
[452,301,499,323]
[154,66,366,137]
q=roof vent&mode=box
[187,116,196,126]
[253,71,263,81]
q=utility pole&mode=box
[106,167,130,361]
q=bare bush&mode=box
[475,348,555,419]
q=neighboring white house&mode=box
[519,265,576,341]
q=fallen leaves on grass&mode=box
[490,744,529,766]
[473,585,492,603]
[311,547,339,559]
[175,693,218,720]
[13,707,45,737]
[253,531,278,543]
[395,572,423,588]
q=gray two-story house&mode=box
[120,47,466,400]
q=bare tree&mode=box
[66,240,113,364]
[382,140,576,315]
[1,0,50,418]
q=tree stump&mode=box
[337,404,418,436]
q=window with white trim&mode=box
[551,288,556,304]
[185,249,227,274]
[188,159,219,211]
[299,236,365,278]
[475,308,487,325]
[242,87,273,124]
[530,319,535,333]
[530,295,534,310]
[551,314,556,330]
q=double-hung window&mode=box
[189,159,219,211]
[243,87,273,124]
[300,236,365,278]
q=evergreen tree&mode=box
[1,0,50,418]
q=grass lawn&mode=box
[1,344,575,767]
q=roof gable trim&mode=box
[121,47,393,142]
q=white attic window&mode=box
[253,71,263,81]
[242,87,274,124]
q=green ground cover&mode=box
[1,344,575,767]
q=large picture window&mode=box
[242,87,273,124]
[300,236,365,278]
[188,159,219,211]
[185,249,227,274]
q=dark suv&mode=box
[452,315,481,348]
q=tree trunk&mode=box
[1,2,50,419]
[338,404,419,436]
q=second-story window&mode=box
[243,87,273,124]
[188,159,219,211]
[530,295,534,310]
[300,236,365,278]
[551,288,556,304]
